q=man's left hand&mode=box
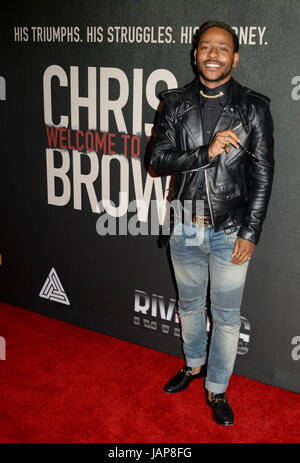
[231,237,255,265]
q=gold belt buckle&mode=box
[192,215,210,227]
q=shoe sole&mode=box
[164,387,188,394]
[213,420,234,426]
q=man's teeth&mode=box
[206,63,221,67]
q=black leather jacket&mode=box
[150,78,274,245]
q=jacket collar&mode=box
[177,78,246,148]
[182,77,245,110]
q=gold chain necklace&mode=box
[200,89,224,99]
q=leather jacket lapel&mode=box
[177,80,204,147]
[177,78,246,148]
[178,104,204,147]
[210,79,245,142]
[210,108,239,143]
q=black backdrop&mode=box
[1,0,300,393]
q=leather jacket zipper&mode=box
[204,170,215,228]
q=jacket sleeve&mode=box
[150,92,212,177]
[238,103,275,245]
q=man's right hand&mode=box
[209,129,240,160]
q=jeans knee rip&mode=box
[179,309,194,316]
[212,318,241,330]
[179,304,206,316]
[211,304,240,310]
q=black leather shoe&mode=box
[209,393,234,426]
[164,365,205,393]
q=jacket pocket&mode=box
[216,183,241,200]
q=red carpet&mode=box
[0,302,299,443]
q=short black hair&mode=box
[193,20,239,53]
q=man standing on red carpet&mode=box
[150,20,274,425]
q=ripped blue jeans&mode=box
[170,221,249,394]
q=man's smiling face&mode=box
[194,26,239,88]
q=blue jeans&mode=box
[170,221,249,394]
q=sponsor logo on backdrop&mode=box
[238,317,251,355]
[0,76,6,100]
[0,336,6,360]
[291,76,300,101]
[39,268,70,305]
[291,336,300,360]
[133,289,251,354]
[133,289,181,337]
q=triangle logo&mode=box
[39,268,70,306]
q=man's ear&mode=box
[233,52,239,67]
